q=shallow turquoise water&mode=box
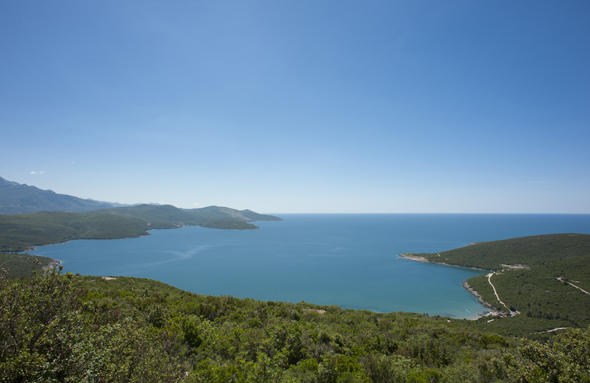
[31,214,590,318]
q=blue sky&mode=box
[1,1,589,213]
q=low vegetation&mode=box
[0,204,281,252]
[2,272,589,382]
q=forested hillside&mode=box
[1,272,588,382]
[0,211,151,252]
[408,234,590,335]
[0,204,281,252]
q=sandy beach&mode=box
[398,253,431,263]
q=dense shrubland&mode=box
[414,234,590,271]
[1,271,589,382]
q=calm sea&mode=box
[31,214,590,319]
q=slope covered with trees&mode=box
[411,234,590,271]
[2,272,588,382]
[95,204,281,229]
[0,211,152,252]
[407,234,590,335]
[0,205,281,252]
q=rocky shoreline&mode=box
[462,281,503,319]
[398,253,430,263]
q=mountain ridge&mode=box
[0,178,282,252]
[0,176,119,214]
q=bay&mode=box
[31,214,590,319]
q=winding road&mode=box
[487,272,519,317]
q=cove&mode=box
[30,214,590,319]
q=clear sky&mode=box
[1,1,589,213]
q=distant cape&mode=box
[0,176,282,252]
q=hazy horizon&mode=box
[2,1,589,214]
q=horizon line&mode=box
[265,212,590,215]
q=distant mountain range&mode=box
[0,176,279,222]
[0,176,118,214]
[90,203,281,231]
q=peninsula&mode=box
[401,234,590,334]
[0,204,281,253]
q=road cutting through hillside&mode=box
[487,272,519,317]
[557,276,590,296]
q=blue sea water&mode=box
[31,214,590,319]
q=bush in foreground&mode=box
[1,272,589,382]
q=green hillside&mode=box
[412,233,590,270]
[0,205,281,252]
[188,205,282,222]
[407,234,590,335]
[96,204,280,229]
[0,211,150,252]
[2,272,588,382]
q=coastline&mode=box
[462,281,502,319]
[398,253,431,263]
[13,219,272,255]
[398,253,488,271]
[399,253,500,320]
[18,225,259,277]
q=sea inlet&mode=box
[31,214,590,319]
